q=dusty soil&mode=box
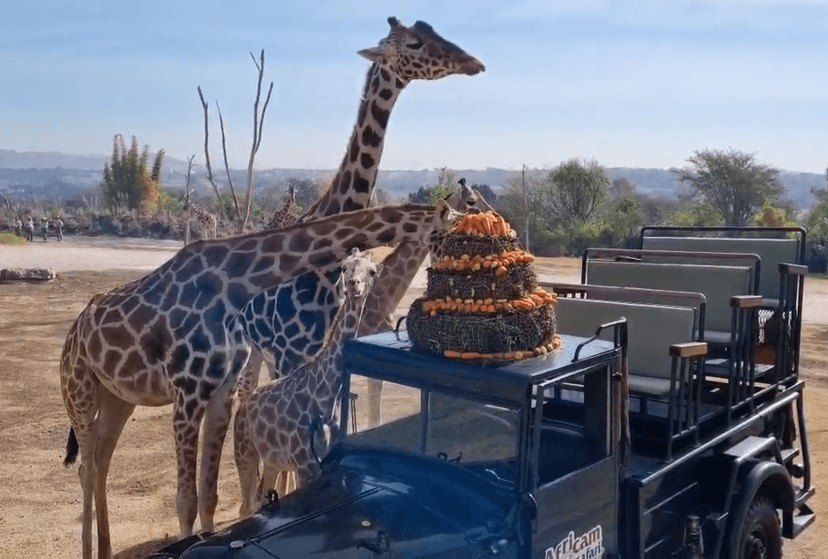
[0,237,825,558]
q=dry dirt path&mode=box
[0,236,825,557]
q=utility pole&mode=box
[522,164,530,252]
[184,155,195,246]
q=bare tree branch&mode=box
[240,49,274,232]
[216,101,242,221]
[197,86,225,218]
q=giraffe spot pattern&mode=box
[339,171,352,195]
[170,344,190,373]
[226,252,254,279]
[226,283,251,310]
[360,153,375,170]
[203,245,230,267]
[252,255,275,274]
[141,316,173,365]
[191,356,205,378]
[261,235,283,253]
[361,126,381,147]
[369,101,390,129]
[349,134,360,163]
[189,327,211,354]
[127,303,156,333]
[101,324,135,351]
[194,273,223,309]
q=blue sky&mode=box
[2,0,826,173]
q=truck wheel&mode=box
[737,496,782,559]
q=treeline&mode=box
[3,143,828,265]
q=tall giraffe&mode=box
[358,181,485,426]
[267,184,299,230]
[234,249,380,515]
[237,17,484,388]
[60,201,459,559]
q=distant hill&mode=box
[0,150,823,209]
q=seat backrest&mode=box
[641,236,799,298]
[585,261,751,333]
[557,298,695,379]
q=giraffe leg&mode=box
[172,397,206,538]
[233,402,259,517]
[198,379,235,532]
[366,378,384,428]
[92,390,135,559]
[62,364,102,559]
[236,349,263,404]
[259,463,282,502]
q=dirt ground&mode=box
[0,236,826,558]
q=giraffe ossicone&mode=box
[60,201,458,559]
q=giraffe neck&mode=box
[304,289,366,411]
[301,63,405,220]
[142,204,438,304]
[358,240,425,334]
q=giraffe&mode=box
[267,184,300,230]
[59,201,459,559]
[236,17,484,394]
[189,203,218,240]
[358,181,485,427]
[234,249,380,515]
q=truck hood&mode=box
[175,445,517,558]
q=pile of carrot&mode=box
[432,250,534,273]
[452,211,513,237]
[442,335,562,361]
[421,288,557,316]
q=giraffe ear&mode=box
[435,199,453,223]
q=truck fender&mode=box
[727,461,794,557]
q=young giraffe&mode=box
[358,181,485,427]
[267,184,300,230]
[234,249,380,515]
[236,17,484,392]
[60,201,458,559]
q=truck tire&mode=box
[737,496,782,559]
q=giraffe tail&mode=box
[63,427,79,467]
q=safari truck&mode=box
[155,226,814,558]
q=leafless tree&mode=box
[198,49,273,233]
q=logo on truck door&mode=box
[545,525,604,559]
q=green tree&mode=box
[408,167,458,205]
[101,135,164,213]
[547,158,609,233]
[673,148,784,226]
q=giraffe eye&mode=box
[407,40,424,50]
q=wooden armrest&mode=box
[779,263,808,276]
[731,295,763,308]
[669,342,708,358]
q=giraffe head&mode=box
[358,17,485,82]
[341,248,382,299]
